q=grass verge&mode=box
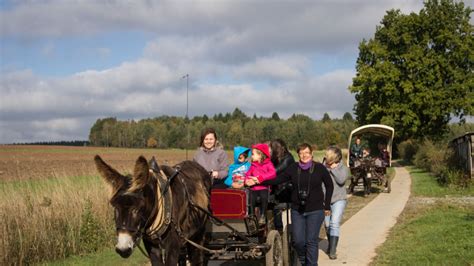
[371,202,473,265]
[41,247,149,266]
[409,166,474,197]
[372,167,473,265]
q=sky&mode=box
[0,0,471,144]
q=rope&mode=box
[182,236,223,255]
[136,240,150,259]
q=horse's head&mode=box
[94,155,158,258]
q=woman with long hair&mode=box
[193,128,229,188]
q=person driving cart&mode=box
[349,136,363,166]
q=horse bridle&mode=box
[114,166,182,255]
[114,191,150,250]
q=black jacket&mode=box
[271,153,295,202]
[262,161,333,212]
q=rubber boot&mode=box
[329,236,339,259]
[326,231,331,254]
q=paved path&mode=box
[318,166,411,265]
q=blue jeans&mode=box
[291,209,324,266]
[324,200,346,237]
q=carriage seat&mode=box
[210,189,249,220]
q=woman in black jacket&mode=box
[248,143,333,266]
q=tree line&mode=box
[13,140,90,146]
[88,109,356,150]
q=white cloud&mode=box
[32,118,81,131]
[0,60,355,143]
[1,0,444,143]
[233,55,308,81]
[2,1,426,55]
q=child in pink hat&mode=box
[244,143,276,224]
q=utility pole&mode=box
[182,74,189,160]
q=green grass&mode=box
[372,166,474,265]
[409,166,474,197]
[41,247,149,266]
[372,203,474,265]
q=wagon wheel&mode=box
[266,230,283,266]
[282,224,290,266]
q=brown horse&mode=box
[94,155,211,266]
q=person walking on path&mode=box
[323,146,349,260]
[255,143,333,265]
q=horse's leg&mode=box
[144,240,164,266]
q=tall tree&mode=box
[342,112,353,121]
[271,112,281,121]
[349,0,473,140]
[322,113,331,123]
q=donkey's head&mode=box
[94,155,158,258]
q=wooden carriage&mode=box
[205,188,293,266]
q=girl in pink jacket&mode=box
[245,143,276,224]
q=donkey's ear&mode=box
[129,156,150,192]
[149,156,161,173]
[94,155,127,190]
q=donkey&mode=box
[348,158,373,196]
[94,155,211,266]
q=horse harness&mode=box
[135,165,219,258]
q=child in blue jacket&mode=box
[224,146,251,189]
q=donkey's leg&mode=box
[144,240,164,266]
[164,236,181,266]
[188,228,207,266]
[364,177,370,196]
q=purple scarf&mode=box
[298,160,313,170]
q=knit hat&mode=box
[252,143,271,158]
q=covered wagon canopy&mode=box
[346,124,395,167]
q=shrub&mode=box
[413,140,445,175]
[79,199,108,253]
[413,140,471,188]
[397,139,418,163]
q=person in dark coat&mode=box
[250,143,333,266]
[268,139,295,231]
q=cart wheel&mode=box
[266,230,283,266]
[282,225,290,266]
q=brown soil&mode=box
[0,145,233,181]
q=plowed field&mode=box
[0,145,230,181]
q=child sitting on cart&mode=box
[244,143,276,224]
[224,146,251,189]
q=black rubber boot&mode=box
[329,236,339,259]
[326,231,331,254]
